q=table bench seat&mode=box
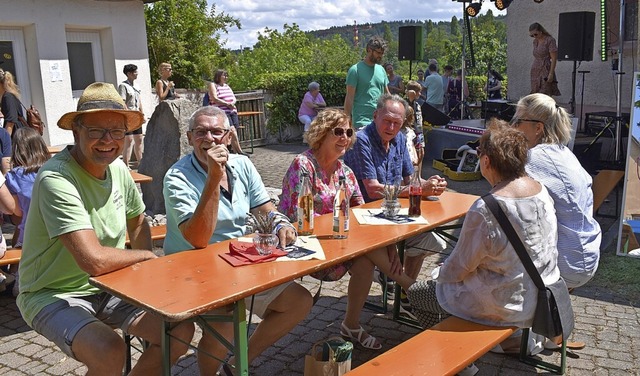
[125,224,167,247]
[0,249,22,267]
[346,316,516,376]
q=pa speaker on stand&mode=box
[398,26,423,61]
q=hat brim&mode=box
[57,108,144,132]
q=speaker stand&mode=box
[569,60,577,115]
[577,70,590,133]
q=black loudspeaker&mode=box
[557,12,595,61]
[422,102,450,126]
[481,101,515,122]
[398,26,423,61]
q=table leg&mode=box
[234,299,249,376]
[162,320,171,376]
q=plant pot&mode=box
[253,233,278,255]
[381,199,401,218]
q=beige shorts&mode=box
[404,232,447,257]
[204,281,293,319]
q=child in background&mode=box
[405,81,425,170]
[5,127,50,296]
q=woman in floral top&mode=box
[280,109,415,351]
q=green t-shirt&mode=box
[17,148,145,326]
[345,60,388,129]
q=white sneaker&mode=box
[457,363,479,376]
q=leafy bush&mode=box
[260,72,347,134]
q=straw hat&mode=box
[57,82,144,131]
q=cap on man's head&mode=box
[57,82,144,131]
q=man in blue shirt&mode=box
[344,94,448,310]
[163,106,312,374]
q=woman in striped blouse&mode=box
[206,69,247,156]
[512,93,601,289]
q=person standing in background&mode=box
[118,64,144,169]
[344,36,390,129]
[206,69,248,156]
[155,62,177,101]
[423,63,444,112]
[529,22,560,97]
[385,63,405,95]
[485,69,504,100]
[441,65,454,114]
[416,69,427,106]
[0,69,24,136]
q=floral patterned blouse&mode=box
[279,149,364,221]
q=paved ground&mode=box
[1,142,639,375]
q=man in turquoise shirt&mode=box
[344,36,391,129]
[163,106,312,375]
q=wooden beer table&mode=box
[89,191,478,375]
[129,170,153,184]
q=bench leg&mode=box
[519,328,567,375]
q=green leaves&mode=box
[144,0,240,89]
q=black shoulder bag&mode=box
[482,194,574,340]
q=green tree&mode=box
[144,0,240,88]
[230,24,359,91]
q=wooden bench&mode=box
[346,316,516,376]
[592,169,625,215]
[0,249,22,267]
[124,224,167,247]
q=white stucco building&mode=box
[0,0,158,146]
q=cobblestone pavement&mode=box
[1,143,639,375]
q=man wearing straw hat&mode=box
[16,82,194,374]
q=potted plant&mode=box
[246,212,279,255]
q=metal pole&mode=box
[461,2,467,120]
[614,0,625,163]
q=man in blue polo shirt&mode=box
[163,106,312,375]
[344,94,448,314]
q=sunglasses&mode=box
[476,147,484,157]
[510,118,542,126]
[530,33,540,38]
[332,128,354,137]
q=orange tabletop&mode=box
[89,191,477,375]
[129,170,153,184]
[47,146,62,155]
[90,191,477,321]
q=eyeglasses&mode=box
[191,128,229,139]
[476,147,484,157]
[332,128,354,137]
[510,118,542,126]
[164,67,173,71]
[78,124,127,140]
[530,33,540,38]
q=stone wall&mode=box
[138,99,198,214]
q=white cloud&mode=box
[209,0,506,50]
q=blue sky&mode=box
[208,0,506,50]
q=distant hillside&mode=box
[307,16,505,49]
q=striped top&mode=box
[214,84,237,114]
[525,143,601,288]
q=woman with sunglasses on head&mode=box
[279,108,415,351]
[512,93,600,292]
[529,22,560,96]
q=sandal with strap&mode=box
[340,322,382,350]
